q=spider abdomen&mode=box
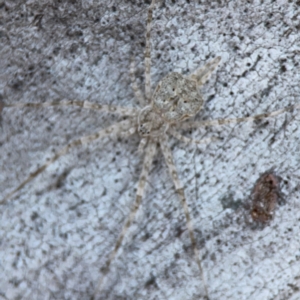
[152,72,203,123]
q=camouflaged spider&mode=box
[1,0,296,299]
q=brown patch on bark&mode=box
[251,171,283,223]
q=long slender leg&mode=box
[137,137,148,153]
[189,56,221,87]
[93,140,157,299]
[0,120,135,204]
[144,0,155,102]
[130,59,146,107]
[168,127,217,144]
[0,98,4,124]
[181,103,300,130]
[3,100,138,116]
[159,135,209,299]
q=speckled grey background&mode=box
[1,0,300,299]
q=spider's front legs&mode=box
[93,141,157,299]
[130,59,146,107]
[160,135,209,299]
[0,119,135,204]
[3,100,137,116]
[181,103,300,130]
[145,0,156,102]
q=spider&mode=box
[1,0,298,299]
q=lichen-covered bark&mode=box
[1,0,300,299]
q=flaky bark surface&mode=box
[1,0,300,299]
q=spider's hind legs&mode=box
[189,56,221,87]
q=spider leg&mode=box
[189,56,221,87]
[130,59,146,107]
[169,127,217,144]
[0,119,135,204]
[145,0,156,102]
[0,98,4,124]
[159,135,209,299]
[137,137,148,153]
[93,140,157,298]
[181,104,300,130]
[3,100,137,116]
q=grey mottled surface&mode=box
[1,0,300,299]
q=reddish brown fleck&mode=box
[251,171,282,223]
